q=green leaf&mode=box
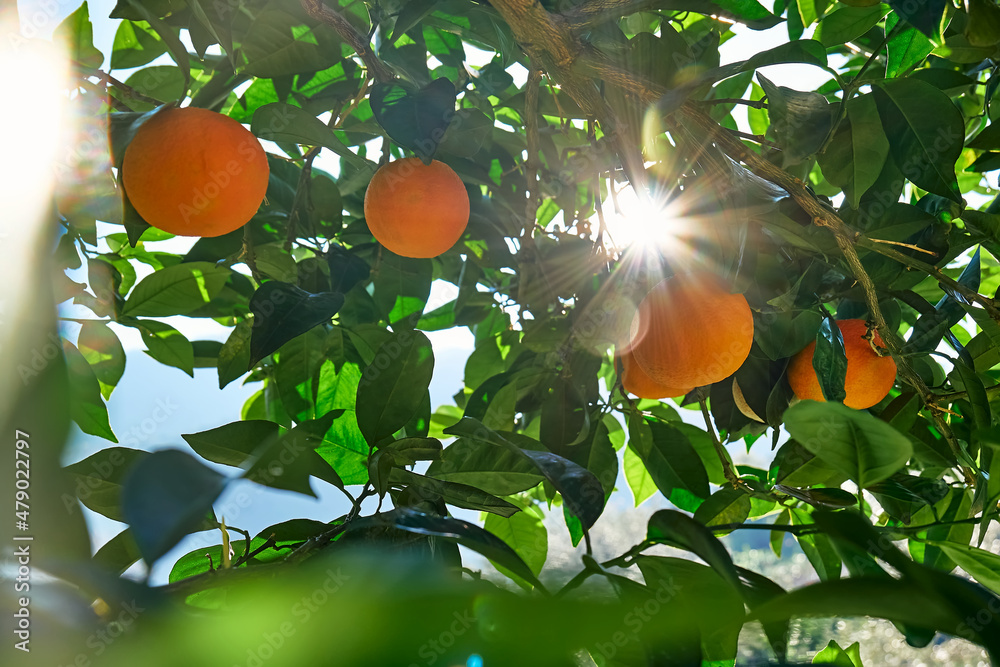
[187,0,234,60]
[437,108,494,158]
[818,93,889,208]
[427,437,545,496]
[77,321,126,399]
[243,413,344,496]
[247,281,344,368]
[775,485,858,508]
[749,577,965,640]
[886,15,934,77]
[240,2,341,77]
[122,449,225,563]
[623,444,658,506]
[814,4,891,47]
[637,556,745,662]
[93,529,142,575]
[906,247,982,353]
[484,507,548,586]
[124,66,186,105]
[65,447,148,522]
[356,330,435,445]
[63,339,116,441]
[364,508,544,589]
[444,418,606,530]
[887,0,948,38]
[123,0,190,92]
[133,320,194,376]
[693,487,752,532]
[868,474,949,523]
[627,416,709,509]
[170,538,254,583]
[783,401,913,488]
[929,542,1000,595]
[218,319,253,388]
[111,20,167,70]
[772,439,848,487]
[327,246,370,294]
[314,361,370,486]
[647,510,745,597]
[182,420,284,468]
[370,78,457,162]
[389,468,519,517]
[813,640,864,666]
[56,2,104,68]
[813,315,848,402]
[122,262,231,317]
[251,103,375,173]
[758,73,833,165]
[372,254,432,325]
[873,78,965,202]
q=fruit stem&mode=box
[699,398,743,488]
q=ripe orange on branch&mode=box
[787,318,897,409]
[122,106,269,237]
[619,349,692,399]
[625,272,754,392]
[364,157,470,258]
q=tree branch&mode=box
[562,0,660,32]
[489,0,984,479]
[299,0,395,83]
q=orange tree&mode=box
[7,0,1000,664]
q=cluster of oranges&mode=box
[121,107,897,412]
[122,106,469,258]
[619,272,897,410]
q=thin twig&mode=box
[866,237,938,256]
[77,63,165,106]
[241,225,262,283]
[286,146,322,251]
[699,398,742,487]
[701,97,767,109]
[299,0,394,83]
[726,128,781,148]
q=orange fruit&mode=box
[122,106,269,237]
[787,318,897,409]
[363,157,470,258]
[620,349,692,399]
[628,272,754,389]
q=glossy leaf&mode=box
[247,281,344,368]
[444,418,605,530]
[63,339,116,441]
[647,509,745,597]
[368,508,543,589]
[627,416,709,509]
[122,262,231,317]
[356,329,435,445]
[122,449,225,564]
[813,314,848,403]
[65,447,148,522]
[370,78,457,162]
[784,400,913,488]
[873,78,965,202]
[182,420,284,468]
[484,506,548,585]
